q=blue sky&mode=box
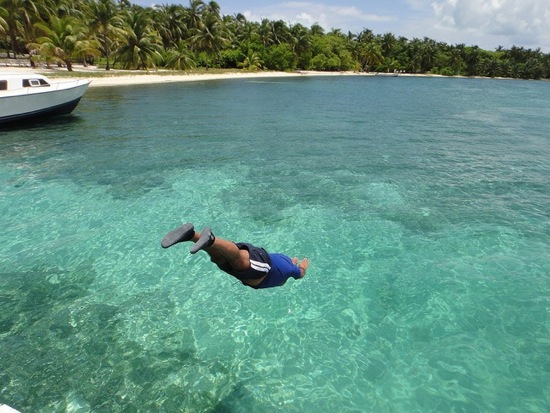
[134,0,550,52]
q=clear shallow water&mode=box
[1,76,549,412]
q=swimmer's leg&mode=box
[190,228,250,271]
[190,227,216,254]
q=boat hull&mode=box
[0,80,90,126]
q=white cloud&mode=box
[405,0,432,11]
[431,0,550,49]
[242,2,395,32]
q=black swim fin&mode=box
[161,223,195,248]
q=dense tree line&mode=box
[1,0,549,79]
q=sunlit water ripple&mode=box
[1,76,549,412]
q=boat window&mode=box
[0,80,7,91]
[22,78,49,87]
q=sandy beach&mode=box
[0,64,377,87]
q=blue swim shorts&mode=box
[216,242,272,281]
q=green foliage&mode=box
[219,48,241,68]
[0,0,548,79]
[309,33,354,71]
[264,43,295,71]
[310,53,327,71]
[438,67,455,76]
[194,51,210,68]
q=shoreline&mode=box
[0,65,529,87]
[0,65,376,87]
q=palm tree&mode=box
[52,0,87,20]
[0,6,8,36]
[228,12,254,44]
[88,0,124,70]
[272,20,293,44]
[290,23,312,68]
[505,45,526,63]
[0,6,11,59]
[153,4,187,49]
[34,14,96,71]
[464,46,481,76]
[204,0,220,16]
[381,32,397,58]
[525,57,544,79]
[29,42,56,67]
[258,19,275,47]
[165,39,196,70]
[420,37,437,72]
[190,11,230,68]
[186,0,205,33]
[359,42,382,71]
[479,59,501,77]
[310,23,324,36]
[118,0,130,9]
[3,0,39,57]
[406,38,423,72]
[115,10,162,70]
[357,28,374,44]
[448,45,464,74]
[238,48,263,71]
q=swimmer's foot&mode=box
[190,227,216,254]
[161,223,195,248]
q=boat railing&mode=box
[49,79,90,90]
[20,78,89,93]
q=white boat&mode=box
[0,404,22,413]
[0,73,90,125]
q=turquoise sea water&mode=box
[1,76,549,412]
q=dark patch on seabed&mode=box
[0,265,250,412]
